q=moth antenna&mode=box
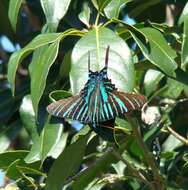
[105,46,110,68]
[88,51,91,72]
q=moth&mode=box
[47,46,146,128]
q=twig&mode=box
[127,116,165,190]
[167,126,188,146]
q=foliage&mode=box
[0,0,188,189]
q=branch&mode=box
[111,148,155,190]
[127,116,165,190]
[167,126,188,146]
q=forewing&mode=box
[47,95,89,123]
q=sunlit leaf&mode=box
[130,27,177,77]
[144,69,164,96]
[181,16,188,70]
[41,0,72,31]
[7,33,62,95]
[78,2,91,28]
[104,0,132,19]
[179,2,188,24]
[30,41,60,117]
[71,26,134,94]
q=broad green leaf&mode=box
[40,117,64,163]
[78,2,91,28]
[19,95,36,135]
[71,145,126,190]
[181,16,188,70]
[159,78,184,99]
[92,0,111,11]
[8,0,22,31]
[59,51,71,79]
[130,27,177,77]
[30,41,60,117]
[7,33,62,95]
[162,134,183,152]
[25,117,65,163]
[21,95,66,163]
[17,165,46,177]
[40,0,71,31]
[112,160,125,175]
[46,134,90,190]
[144,69,164,96]
[178,2,188,24]
[115,117,131,134]
[104,0,132,19]
[47,132,68,159]
[71,26,134,94]
[0,150,28,168]
[24,132,41,163]
[6,159,21,180]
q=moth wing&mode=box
[47,95,89,123]
[105,91,147,117]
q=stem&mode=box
[127,116,165,190]
[167,126,188,146]
[112,148,156,190]
[95,12,100,26]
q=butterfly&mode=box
[47,46,146,128]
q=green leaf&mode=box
[7,33,62,95]
[181,16,188,70]
[47,132,68,159]
[162,134,183,152]
[6,159,22,180]
[178,2,188,25]
[144,69,164,96]
[92,0,111,11]
[30,41,60,117]
[130,27,177,77]
[8,0,22,31]
[78,2,91,28]
[71,26,134,94]
[104,0,132,19]
[59,50,72,79]
[46,134,90,190]
[25,117,65,163]
[71,146,126,190]
[159,78,184,99]
[19,95,36,135]
[40,117,64,163]
[21,95,67,163]
[0,150,28,168]
[40,0,72,31]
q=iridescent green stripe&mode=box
[113,95,128,113]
